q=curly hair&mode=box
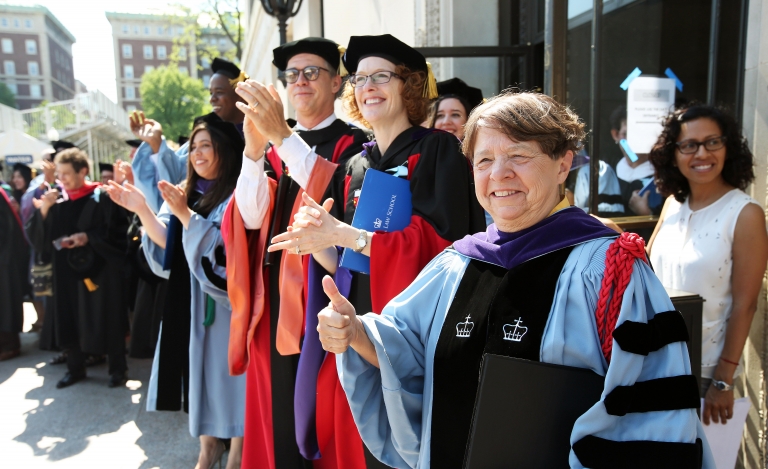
[649,105,754,203]
[342,64,430,128]
[462,91,586,161]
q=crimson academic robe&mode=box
[226,121,369,469]
[301,126,486,469]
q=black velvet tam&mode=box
[272,37,342,71]
[437,77,484,110]
[343,34,427,74]
[211,57,241,79]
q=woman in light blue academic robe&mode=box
[313,93,716,469]
[107,115,246,469]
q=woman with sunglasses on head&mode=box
[647,105,768,429]
[107,116,246,469]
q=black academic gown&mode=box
[26,188,130,355]
[0,189,30,343]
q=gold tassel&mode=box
[228,70,250,89]
[83,278,98,292]
[423,62,438,99]
[337,45,349,77]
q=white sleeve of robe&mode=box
[337,240,715,469]
[132,139,189,213]
[233,156,270,230]
[181,196,231,308]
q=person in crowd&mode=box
[26,148,131,389]
[0,184,30,360]
[608,105,657,215]
[225,37,369,469]
[126,139,142,160]
[571,153,626,217]
[648,105,768,426]
[430,77,483,140]
[11,163,32,206]
[130,58,248,214]
[99,163,115,184]
[267,33,485,467]
[107,116,245,469]
[315,91,715,469]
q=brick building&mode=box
[105,12,197,112]
[0,5,76,110]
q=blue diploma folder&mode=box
[339,169,412,274]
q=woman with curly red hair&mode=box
[648,105,768,427]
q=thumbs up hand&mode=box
[318,275,359,354]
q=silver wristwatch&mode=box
[712,380,733,391]
[354,230,367,253]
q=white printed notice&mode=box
[626,76,676,153]
[700,397,751,469]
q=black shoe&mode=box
[56,371,86,389]
[108,372,127,388]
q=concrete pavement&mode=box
[0,304,219,468]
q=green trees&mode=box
[140,65,211,143]
[0,82,17,108]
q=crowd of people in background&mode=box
[0,30,766,469]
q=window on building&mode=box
[24,19,32,28]
[126,104,137,112]
[176,27,184,36]
[124,65,134,79]
[144,26,150,35]
[157,45,166,60]
[157,26,164,35]
[133,26,139,34]
[179,66,188,75]
[25,39,36,54]
[143,45,153,59]
[3,60,15,75]
[122,44,132,58]
[12,19,19,28]
[125,86,135,99]
[202,74,210,88]
[201,57,210,69]
[30,84,41,98]
[144,65,154,74]
[178,46,187,59]
[122,24,129,34]
[28,61,38,76]
[7,83,17,94]
[1,38,12,53]
[0,19,7,27]
[219,38,227,47]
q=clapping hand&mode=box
[158,180,192,227]
[129,111,163,154]
[105,181,148,214]
[113,160,134,186]
[40,159,56,185]
[235,80,292,146]
[268,192,340,255]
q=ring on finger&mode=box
[250,101,260,111]
[295,245,301,255]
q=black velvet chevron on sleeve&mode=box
[613,311,690,356]
[201,256,228,291]
[573,435,703,469]
[603,375,700,416]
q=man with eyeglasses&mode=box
[224,37,370,469]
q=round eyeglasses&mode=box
[675,136,727,154]
[348,71,401,88]
[283,66,329,84]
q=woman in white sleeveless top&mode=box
[648,105,768,426]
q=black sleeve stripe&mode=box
[613,311,690,356]
[201,257,228,292]
[604,375,700,416]
[573,435,703,469]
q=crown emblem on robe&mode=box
[373,218,382,229]
[503,318,527,342]
[456,315,474,338]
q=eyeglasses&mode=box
[348,71,401,88]
[283,66,329,84]
[675,136,727,154]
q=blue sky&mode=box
[2,0,216,102]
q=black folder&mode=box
[464,354,605,469]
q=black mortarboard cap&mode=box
[192,112,245,155]
[99,162,114,173]
[343,34,437,98]
[51,140,77,152]
[272,37,346,75]
[125,139,142,148]
[211,58,248,87]
[437,78,484,111]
